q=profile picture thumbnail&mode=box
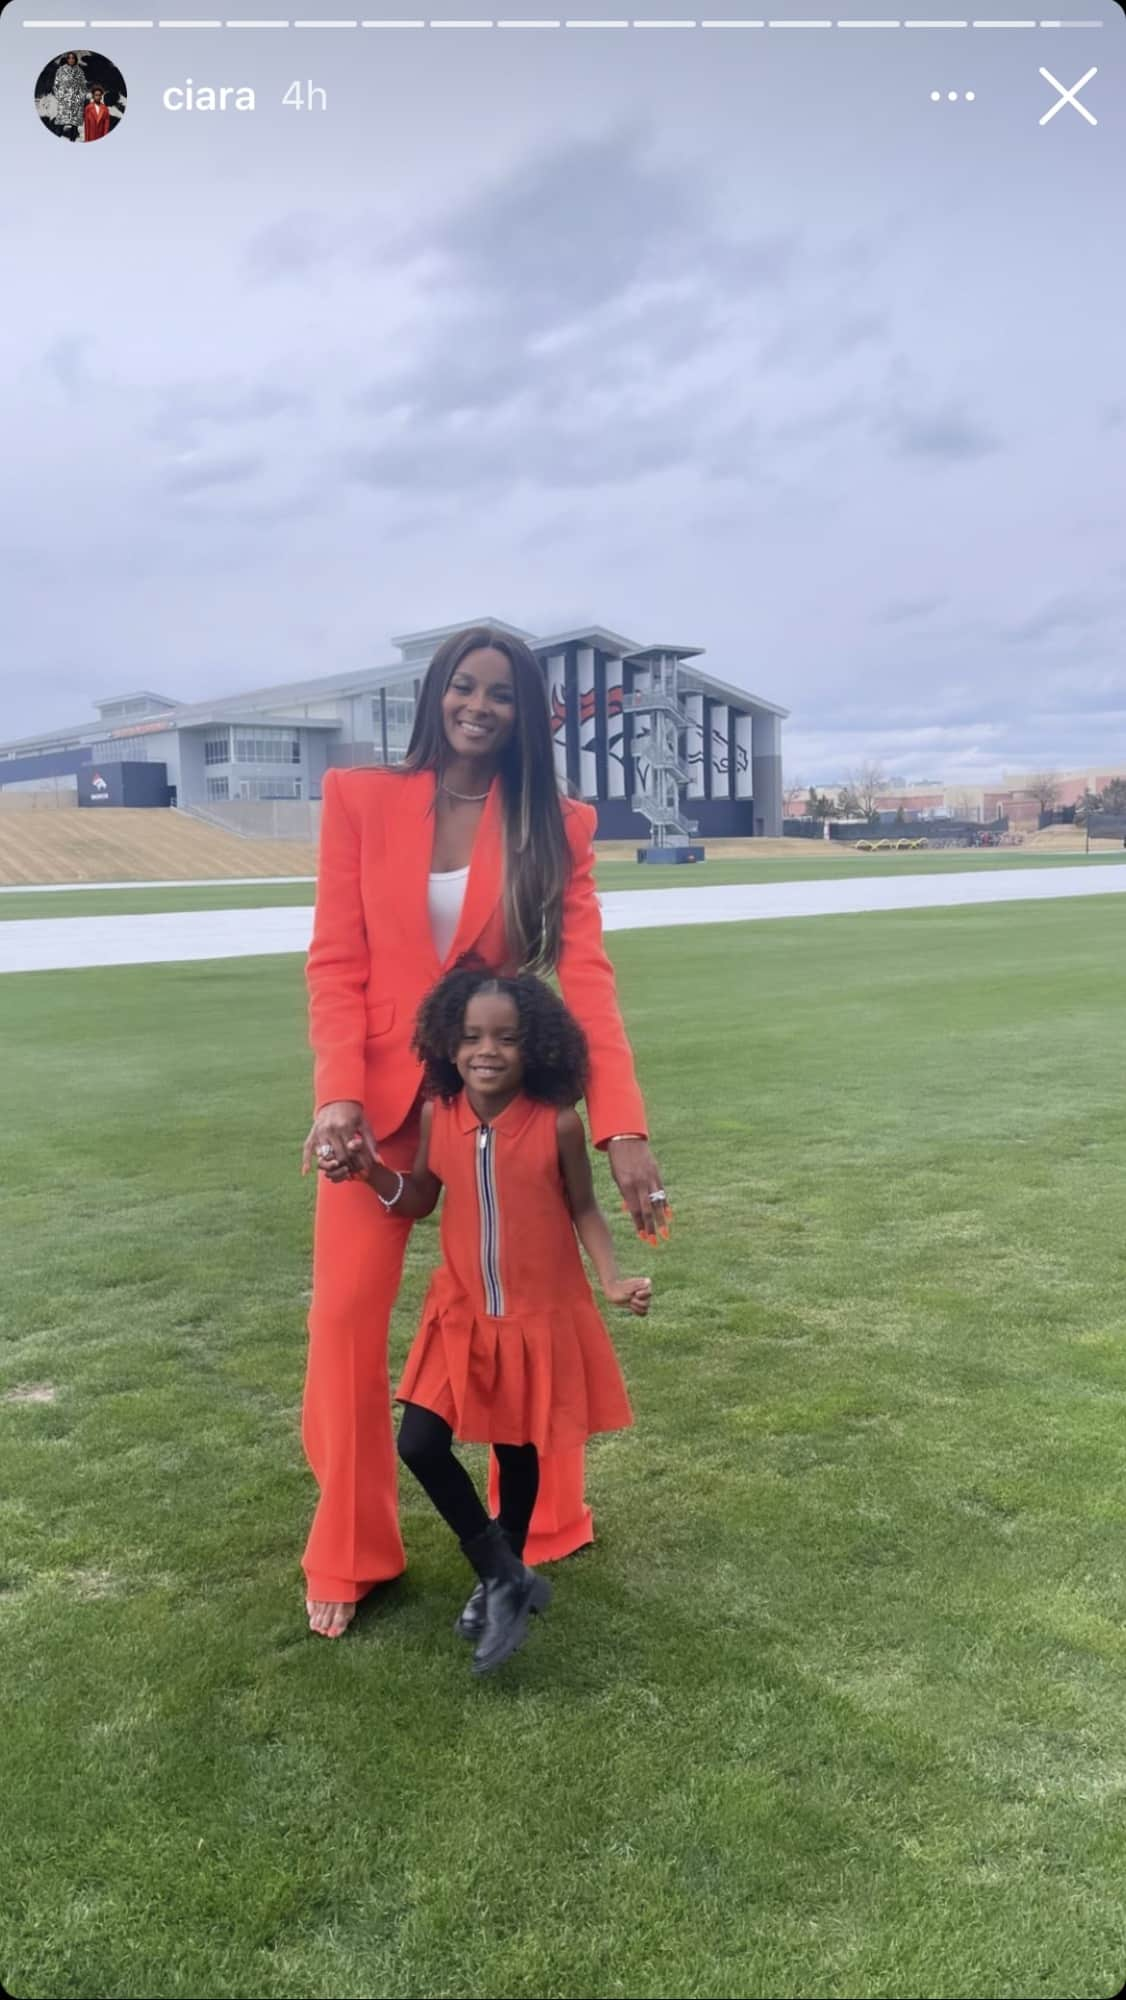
[35,49,127,145]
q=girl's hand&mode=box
[321,1150,369,1185]
[605,1276,652,1317]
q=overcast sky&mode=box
[1,3,1123,784]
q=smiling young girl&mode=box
[330,962,652,1676]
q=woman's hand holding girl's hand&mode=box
[301,1100,379,1180]
[605,1276,653,1317]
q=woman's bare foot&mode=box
[306,1597,357,1639]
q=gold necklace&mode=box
[441,781,490,802]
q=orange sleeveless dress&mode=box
[396,1093,634,1454]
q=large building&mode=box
[0,620,787,839]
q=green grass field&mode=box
[4,898,1126,1999]
[0,846,1123,922]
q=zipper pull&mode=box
[478,1124,489,1150]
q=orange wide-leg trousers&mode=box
[301,1101,593,1601]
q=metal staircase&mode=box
[623,649,698,846]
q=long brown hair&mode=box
[399,625,572,974]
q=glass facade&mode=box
[205,776,230,800]
[89,739,149,764]
[204,734,230,766]
[385,695,414,763]
[98,697,165,722]
[238,777,302,800]
[373,682,416,765]
[232,729,300,765]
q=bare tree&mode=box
[948,791,977,821]
[847,760,888,819]
[1026,770,1060,811]
[836,784,862,818]
[782,775,807,818]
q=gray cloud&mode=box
[342,386,714,494]
[420,134,709,333]
[42,335,92,398]
[878,398,1002,462]
[1002,595,1110,647]
[758,306,890,378]
[334,138,892,502]
[876,595,948,625]
[150,381,308,449]
[163,452,265,497]
[244,209,337,280]
[771,396,870,447]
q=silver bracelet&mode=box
[377,1170,406,1211]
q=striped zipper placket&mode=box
[475,1123,505,1316]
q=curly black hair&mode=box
[412,959,589,1106]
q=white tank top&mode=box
[428,865,470,963]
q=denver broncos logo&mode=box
[550,687,567,737]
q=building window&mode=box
[206,776,230,801]
[231,727,301,765]
[90,740,149,764]
[204,734,229,766]
[372,694,413,766]
[100,697,156,721]
[383,688,415,765]
[237,778,303,800]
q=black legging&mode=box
[397,1402,539,1554]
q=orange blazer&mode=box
[306,766,648,1148]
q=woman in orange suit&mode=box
[300,625,669,1637]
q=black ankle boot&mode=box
[459,1522,550,1676]
[454,1524,527,1641]
[454,1577,487,1642]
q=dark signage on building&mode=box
[77,763,172,809]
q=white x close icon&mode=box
[1039,66,1098,127]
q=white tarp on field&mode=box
[2,864,1125,975]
